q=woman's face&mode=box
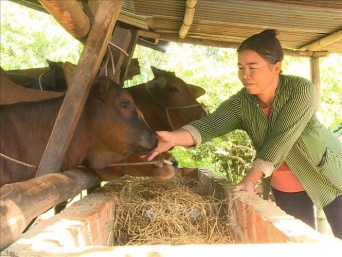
[237,50,281,95]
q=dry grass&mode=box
[111,175,234,245]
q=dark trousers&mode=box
[271,187,342,240]
[323,194,342,239]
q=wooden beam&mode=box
[36,0,124,177]
[136,30,329,58]
[137,30,241,49]
[0,168,100,251]
[299,30,342,51]
[38,0,91,41]
[283,50,329,58]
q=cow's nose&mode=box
[171,158,179,168]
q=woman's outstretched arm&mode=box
[146,129,195,161]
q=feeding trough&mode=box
[2,168,341,256]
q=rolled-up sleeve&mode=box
[181,124,202,146]
[252,158,274,177]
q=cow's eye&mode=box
[121,100,131,109]
[167,86,178,92]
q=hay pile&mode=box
[111,175,233,245]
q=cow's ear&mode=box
[151,66,163,78]
[91,77,109,102]
[190,84,206,98]
[151,66,175,79]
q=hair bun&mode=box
[260,29,279,37]
[237,29,284,63]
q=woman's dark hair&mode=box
[237,29,284,64]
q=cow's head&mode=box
[82,77,158,169]
[145,66,207,130]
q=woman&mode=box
[146,29,342,239]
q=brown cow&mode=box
[127,66,206,131]
[94,66,206,181]
[0,77,158,187]
[44,63,207,131]
[2,64,206,182]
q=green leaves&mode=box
[0,1,83,70]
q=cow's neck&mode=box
[61,109,129,171]
[127,84,170,130]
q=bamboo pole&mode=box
[299,30,342,51]
[179,0,197,39]
[310,57,321,110]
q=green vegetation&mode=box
[1,1,341,184]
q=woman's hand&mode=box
[233,168,264,194]
[146,131,176,161]
[233,178,255,194]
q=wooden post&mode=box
[310,57,321,110]
[36,0,124,177]
[119,30,140,85]
[309,57,333,235]
[0,168,100,251]
[99,26,133,84]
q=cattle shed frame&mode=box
[6,0,341,178]
[6,0,341,177]
[1,0,342,254]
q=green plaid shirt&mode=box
[187,74,342,208]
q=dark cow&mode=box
[0,67,65,105]
[0,77,158,187]
[5,60,69,92]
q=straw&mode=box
[111,175,234,245]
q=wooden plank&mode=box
[119,30,140,85]
[99,26,132,84]
[0,168,100,251]
[112,27,132,84]
[36,0,124,177]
